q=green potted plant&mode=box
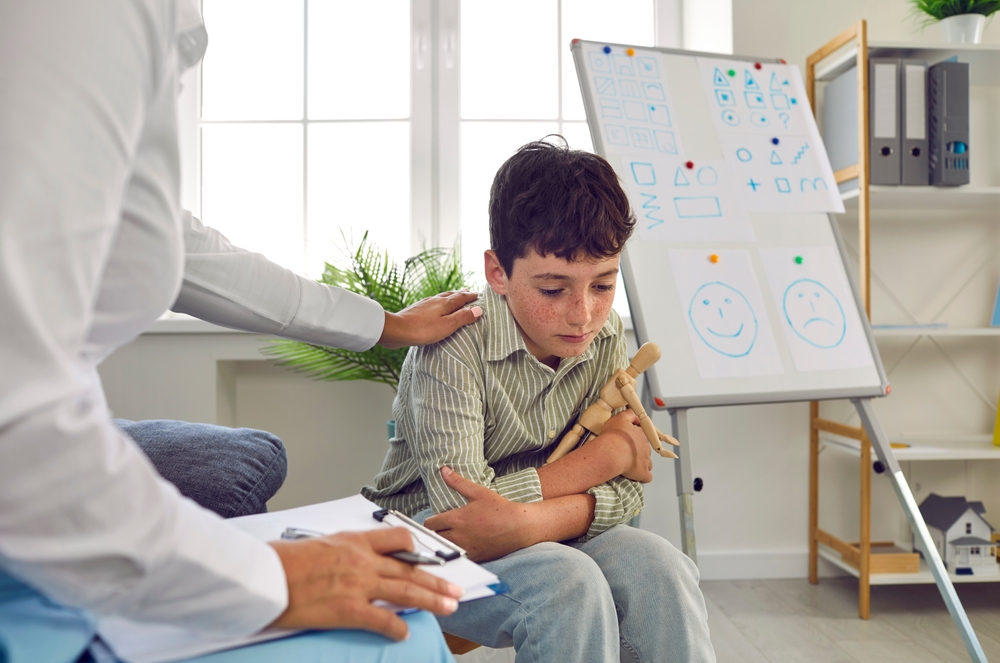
[911,0,999,43]
[263,233,474,436]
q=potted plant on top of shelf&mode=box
[911,0,1000,43]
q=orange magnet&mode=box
[886,385,892,395]
[626,48,635,56]
[709,253,719,263]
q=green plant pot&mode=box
[387,419,396,440]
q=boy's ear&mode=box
[484,250,508,295]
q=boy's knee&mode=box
[528,543,614,607]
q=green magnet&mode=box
[794,256,803,264]
[727,69,736,77]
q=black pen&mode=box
[279,527,445,565]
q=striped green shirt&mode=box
[361,287,643,540]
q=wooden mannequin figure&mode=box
[545,342,680,464]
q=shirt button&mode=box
[548,430,556,439]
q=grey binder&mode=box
[869,58,901,184]
[821,65,858,179]
[928,61,970,186]
[900,60,929,185]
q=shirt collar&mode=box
[480,287,618,366]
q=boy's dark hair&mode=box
[488,137,635,275]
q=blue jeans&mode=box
[114,419,287,518]
[430,522,716,663]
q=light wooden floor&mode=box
[456,578,1000,662]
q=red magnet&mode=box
[654,397,666,407]
[685,160,694,169]
[572,38,580,44]
[754,62,762,70]
[779,58,787,64]
[886,385,892,395]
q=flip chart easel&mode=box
[572,39,986,663]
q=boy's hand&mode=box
[598,409,654,483]
[268,529,462,640]
[424,467,530,563]
[378,291,483,349]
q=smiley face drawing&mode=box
[783,278,846,348]
[688,282,758,357]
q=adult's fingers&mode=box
[370,553,465,599]
[362,527,415,554]
[337,603,411,642]
[371,577,460,617]
[439,466,493,500]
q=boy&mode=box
[363,139,715,662]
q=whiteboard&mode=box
[572,40,888,408]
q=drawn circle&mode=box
[782,278,846,349]
[689,282,759,358]
[735,148,752,162]
[751,112,769,127]
[697,166,718,186]
[721,109,740,126]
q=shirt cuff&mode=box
[492,468,544,504]
[284,281,385,351]
[583,482,642,541]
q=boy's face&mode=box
[485,248,619,369]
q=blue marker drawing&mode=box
[649,104,672,126]
[791,143,809,165]
[800,177,828,191]
[747,178,761,191]
[751,112,769,127]
[697,166,718,186]
[599,99,622,118]
[654,130,678,154]
[745,70,760,89]
[721,109,741,126]
[613,55,635,76]
[714,68,730,86]
[783,278,846,348]
[642,82,666,101]
[588,51,612,74]
[769,72,782,91]
[595,77,616,96]
[630,162,656,186]
[715,89,735,106]
[637,56,659,78]
[623,100,647,121]
[674,196,722,218]
[605,124,629,146]
[674,166,690,186]
[771,93,790,109]
[745,91,766,109]
[639,193,664,229]
[620,80,642,98]
[736,148,753,162]
[629,127,655,149]
[775,177,791,193]
[689,282,759,358]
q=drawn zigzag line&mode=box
[640,193,664,229]
[791,143,808,165]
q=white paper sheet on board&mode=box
[584,46,685,158]
[622,156,754,242]
[669,249,784,379]
[696,57,844,214]
[758,247,875,372]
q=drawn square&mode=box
[619,80,642,98]
[649,104,672,126]
[775,177,791,193]
[770,93,790,109]
[588,51,612,74]
[600,99,622,119]
[674,196,722,218]
[636,56,659,78]
[613,55,635,76]
[629,127,655,149]
[623,100,647,121]
[595,77,616,96]
[654,130,678,154]
[630,162,656,186]
[715,89,735,106]
[605,124,629,146]
[642,82,666,101]
[744,91,766,109]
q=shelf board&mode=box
[838,185,1000,212]
[871,326,1000,337]
[818,544,1000,585]
[815,41,1000,85]
[820,431,1000,461]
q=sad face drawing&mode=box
[782,278,846,348]
[688,282,758,357]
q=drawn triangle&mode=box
[713,68,730,86]
[674,167,690,186]
[769,72,781,91]
[770,150,783,165]
[744,70,759,89]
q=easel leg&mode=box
[670,408,697,564]
[853,398,987,663]
[859,431,871,619]
[809,401,819,585]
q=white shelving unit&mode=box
[818,544,1000,585]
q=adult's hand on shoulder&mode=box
[379,291,482,349]
[268,528,462,641]
[424,467,530,563]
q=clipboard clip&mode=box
[373,508,465,562]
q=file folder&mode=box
[869,58,901,184]
[929,61,970,186]
[900,60,929,185]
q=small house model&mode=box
[915,493,998,576]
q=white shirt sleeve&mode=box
[0,0,286,635]
[173,211,386,351]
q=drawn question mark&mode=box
[778,112,790,128]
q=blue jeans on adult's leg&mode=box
[114,419,287,519]
[434,523,715,663]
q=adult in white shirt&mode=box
[0,2,477,662]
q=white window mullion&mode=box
[435,0,462,252]
[411,0,434,254]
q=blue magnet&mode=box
[603,45,612,54]
[771,137,779,145]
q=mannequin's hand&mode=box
[268,528,462,640]
[379,291,482,349]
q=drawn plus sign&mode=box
[747,179,761,191]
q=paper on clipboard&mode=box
[98,495,504,663]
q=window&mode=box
[180,0,677,308]
[967,522,973,535]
